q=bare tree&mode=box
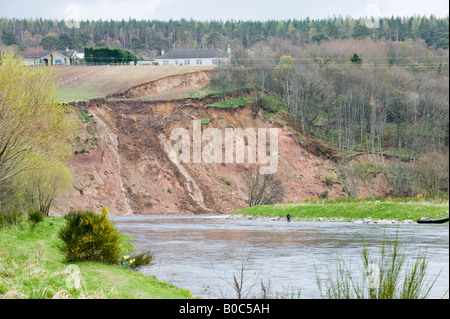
[244,166,285,207]
[291,68,333,135]
[337,159,361,197]
[249,44,275,100]
[415,151,449,195]
[210,245,276,299]
[24,162,73,215]
[210,60,232,102]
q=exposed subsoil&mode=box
[53,70,387,215]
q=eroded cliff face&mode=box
[53,70,347,215]
[56,101,344,215]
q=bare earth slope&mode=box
[54,66,343,215]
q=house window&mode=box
[196,60,202,65]
[163,61,169,65]
[212,59,219,65]
[184,60,190,65]
[54,59,63,65]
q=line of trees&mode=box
[84,46,136,63]
[213,38,449,197]
[0,15,448,56]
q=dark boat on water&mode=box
[417,217,449,224]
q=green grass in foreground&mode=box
[236,200,449,222]
[0,217,194,299]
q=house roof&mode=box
[20,50,51,58]
[159,49,228,59]
[41,50,77,59]
[20,50,77,59]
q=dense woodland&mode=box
[0,15,448,56]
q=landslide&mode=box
[107,70,212,100]
[56,70,348,215]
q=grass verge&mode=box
[0,217,194,299]
[235,200,449,222]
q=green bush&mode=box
[78,109,90,122]
[318,190,329,199]
[120,250,155,270]
[27,211,44,225]
[221,177,231,185]
[200,118,211,125]
[58,208,121,264]
[323,177,334,187]
[256,97,276,113]
[84,46,135,63]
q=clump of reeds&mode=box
[316,235,441,299]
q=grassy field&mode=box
[235,198,449,222]
[56,65,212,102]
[0,217,194,299]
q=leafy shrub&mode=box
[131,251,155,268]
[256,97,276,113]
[120,250,155,270]
[221,177,231,185]
[323,177,334,187]
[318,190,329,199]
[78,109,90,122]
[27,211,44,225]
[58,208,121,264]
[200,118,211,125]
[0,211,23,229]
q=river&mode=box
[111,215,449,299]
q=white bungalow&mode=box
[155,47,230,66]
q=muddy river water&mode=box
[111,215,449,299]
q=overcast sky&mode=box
[0,0,448,21]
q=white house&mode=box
[154,48,230,66]
[20,49,78,66]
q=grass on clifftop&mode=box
[0,217,193,299]
[206,96,256,109]
[235,197,449,222]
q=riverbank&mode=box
[233,201,449,224]
[0,217,194,299]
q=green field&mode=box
[56,65,212,102]
[235,200,449,222]
[0,217,194,299]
